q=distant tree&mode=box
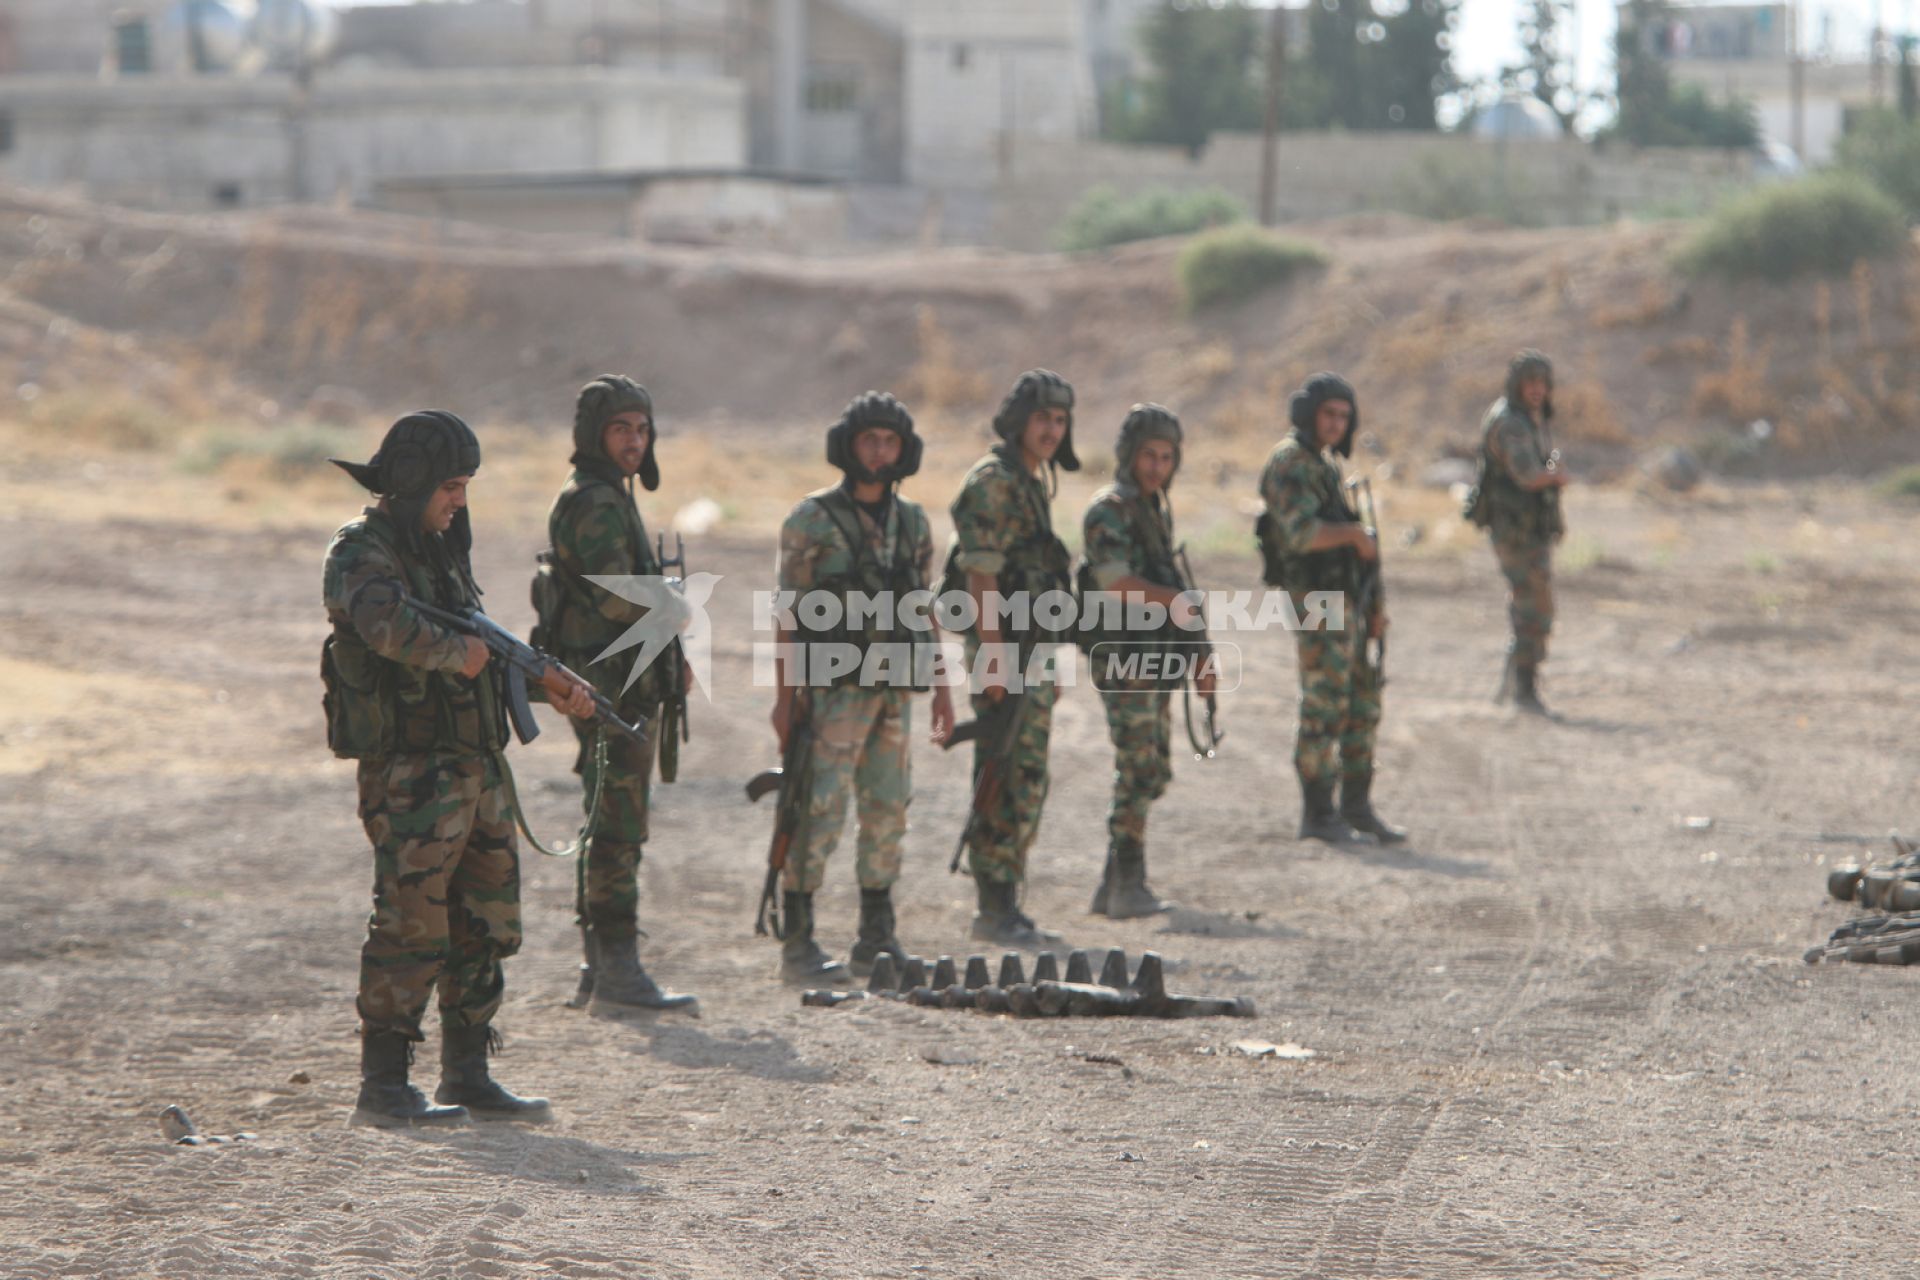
[1900,36,1918,123]
[1110,2,1263,155]
[1506,0,1580,135]
[1607,0,1758,147]
[1375,0,1459,130]
[1103,0,1456,147]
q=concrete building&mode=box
[0,67,745,210]
[902,0,1096,186]
[1622,1,1875,163]
[0,1,130,75]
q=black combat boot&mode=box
[566,926,594,1009]
[781,891,852,986]
[847,887,909,977]
[970,876,1064,948]
[1103,839,1175,919]
[1297,773,1361,844]
[1339,770,1407,844]
[586,928,699,1013]
[1512,665,1549,716]
[353,1030,468,1128]
[434,1025,551,1120]
[1087,849,1115,916]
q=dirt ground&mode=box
[4,411,1919,1280]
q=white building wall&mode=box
[0,68,747,209]
[904,0,1094,186]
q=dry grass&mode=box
[1690,318,1776,423]
[903,305,991,412]
[1643,335,1718,366]
[1554,381,1635,448]
[1590,280,1675,330]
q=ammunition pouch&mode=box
[321,630,395,761]
[529,550,565,654]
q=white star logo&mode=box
[583,572,721,698]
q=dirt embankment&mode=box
[0,189,1915,484]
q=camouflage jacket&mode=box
[321,505,507,759]
[1081,483,1178,592]
[780,484,934,687]
[544,462,671,703]
[946,443,1072,641]
[1477,398,1564,545]
[1257,433,1380,611]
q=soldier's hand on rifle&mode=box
[929,684,956,745]
[1171,588,1205,631]
[1195,669,1217,698]
[680,655,696,693]
[1351,525,1379,562]
[540,665,596,720]
[458,635,490,679]
[771,691,793,753]
[1369,611,1390,639]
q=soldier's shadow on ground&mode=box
[427,1124,700,1195]
[1337,841,1496,879]
[619,1021,835,1084]
[1539,711,1640,733]
[1156,907,1303,940]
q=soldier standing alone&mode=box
[1257,375,1406,846]
[535,375,698,1013]
[324,411,596,1125]
[1465,350,1570,715]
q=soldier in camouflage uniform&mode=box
[1257,375,1406,845]
[1080,404,1213,918]
[771,391,955,984]
[1465,350,1570,715]
[536,375,697,1014]
[324,411,596,1126]
[946,369,1080,947]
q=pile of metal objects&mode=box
[1806,836,1920,965]
[802,947,1255,1019]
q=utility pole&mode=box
[1788,0,1805,161]
[1258,4,1285,227]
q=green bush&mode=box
[1176,226,1328,311]
[178,421,355,479]
[1055,184,1248,252]
[1837,111,1920,220]
[1875,463,1920,500]
[1388,151,1545,226]
[1676,173,1908,281]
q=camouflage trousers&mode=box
[570,702,659,938]
[1493,536,1554,670]
[1100,682,1171,850]
[784,685,914,894]
[1292,617,1382,785]
[356,752,522,1041]
[963,639,1059,886]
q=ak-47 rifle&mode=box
[405,597,648,747]
[654,533,693,783]
[1344,476,1387,683]
[1171,544,1224,761]
[745,689,814,938]
[942,688,1028,874]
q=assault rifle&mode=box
[1344,476,1387,683]
[1171,544,1224,761]
[654,533,693,783]
[746,689,814,938]
[407,598,648,748]
[943,688,1029,874]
